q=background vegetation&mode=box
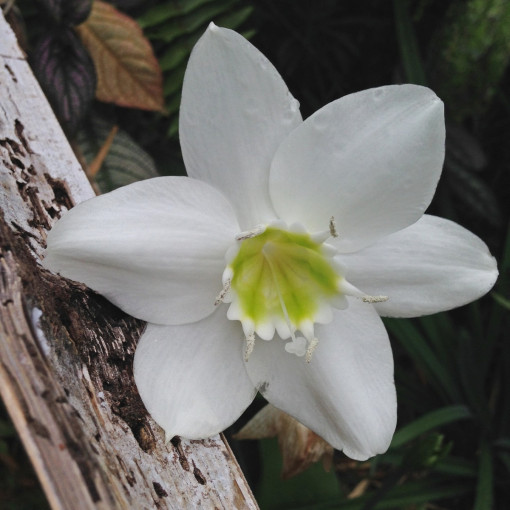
[1,0,509,508]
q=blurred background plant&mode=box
[1,0,510,508]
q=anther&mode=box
[361,295,389,303]
[236,224,266,241]
[244,332,255,361]
[305,338,319,363]
[329,216,338,238]
[214,278,231,306]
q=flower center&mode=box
[216,220,387,361]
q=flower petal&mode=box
[244,299,396,460]
[342,215,498,317]
[43,176,239,325]
[269,85,445,252]
[133,310,257,439]
[180,23,302,229]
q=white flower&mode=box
[43,23,498,461]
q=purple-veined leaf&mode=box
[37,0,92,26]
[32,28,96,134]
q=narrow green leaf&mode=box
[392,0,427,85]
[373,481,471,509]
[137,0,217,28]
[160,42,194,72]
[216,5,254,30]
[492,291,510,310]
[474,440,494,510]
[390,405,471,448]
[435,456,477,477]
[418,313,456,372]
[146,0,238,44]
[302,480,472,510]
[385,318,461,401]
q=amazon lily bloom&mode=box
[43,23,498,461]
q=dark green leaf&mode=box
[392,0,427,85]
[138,0,218,29]
[216,5,254,30]
[77,116,159,192]
[390,405,471,448]
[385,318,462,401]
[146,0,238,44]
[474,441,494,510]
[255,438,341,510]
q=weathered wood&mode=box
[0,11,258,510]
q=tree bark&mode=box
[0,11,258,510]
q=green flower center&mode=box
[216,222,388,361]
[225,225,343,346]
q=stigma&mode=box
[215,220,387,361]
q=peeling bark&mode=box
[0,12,257,510]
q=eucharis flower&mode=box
[43,23,498,461]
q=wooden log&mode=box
[0,11,258,510]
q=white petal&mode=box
[133,310,257,439]
[342,215,498,317]
[43,177,239,325]
[270,85,445,252]
[245,300,396,460]
[180,23,302,229]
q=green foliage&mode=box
[138,0,254,137]
[77,115,159,193]
[256,438,342,510]
[393,0,427,86]
[429,0,510,120]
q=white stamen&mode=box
[329,216,338,238]
[338,279,366,298]
[338,279,389,304]
[305,338,319,363]
[244,332,255,361]
[236,224,266,241]
[361,295,389,303]
[214,278,231,306]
